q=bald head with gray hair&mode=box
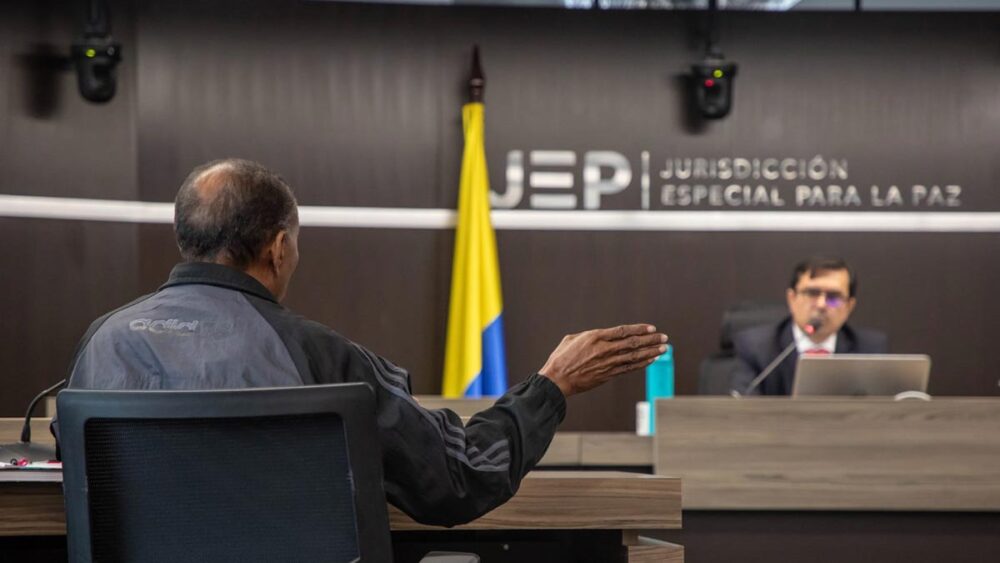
[174,159,299,270]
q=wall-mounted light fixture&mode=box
[691,0,738,119]
[70,0,121,103]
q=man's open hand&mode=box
[539,324,668,397]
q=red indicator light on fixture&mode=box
[704,79,715,88]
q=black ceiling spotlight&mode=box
[691,0,737,119]
[692,51,737,120]
[71,0,121,103]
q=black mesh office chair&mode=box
[58,384,476,563]
[698,301,788,394]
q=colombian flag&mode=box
[442,102,508,398]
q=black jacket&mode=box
[59,262,566,526]
[730,316,888,396]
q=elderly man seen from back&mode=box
[59,158,669,526]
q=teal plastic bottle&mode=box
[645,344,674,435]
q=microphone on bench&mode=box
[0,378,66,462]
[732,318,822,397]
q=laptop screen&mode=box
[792,354,931,397]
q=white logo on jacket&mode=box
[128,318,199,334]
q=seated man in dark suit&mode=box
[730,257,887,395]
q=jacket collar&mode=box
[160,262,278,304]
[777,315,857,353]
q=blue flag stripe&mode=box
[463,314,508,398]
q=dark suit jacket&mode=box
[730,316,888,396]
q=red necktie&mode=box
[805,348,830,355]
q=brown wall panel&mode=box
[0,218,139,417]
[0,0,139,416]
[133,223,1000,431]
[0,0,136,200]
[1,1,999,431]
[497,231,1000,430]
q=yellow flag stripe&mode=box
[442,102,505,398]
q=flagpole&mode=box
[469,45,484,103]
[441,45,508,398]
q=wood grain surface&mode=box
[409,401,654,466]
[655,397,1000,510]
[0,480,64,536]
[1,417,652,467]
[627,545,685,563]
[390,471,681,531]
[0,419,55,448]
[1,470,681,538]
[580,432,652,466]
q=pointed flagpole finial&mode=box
[469,45,485,103]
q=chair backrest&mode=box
[698,301,788,395]
[57,383,392,563]
[718,301,788,353]
[698,357,738,395]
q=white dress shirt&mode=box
[792,323,837,355]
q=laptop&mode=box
[791,354,931,397]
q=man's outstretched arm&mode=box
[356,324,667,526]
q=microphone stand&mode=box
[732,319,823,397]
[0,379,67,462]
[732,342,797,397]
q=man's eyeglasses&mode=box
[796,288,848,308]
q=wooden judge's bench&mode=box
[424,396,1000,563]
[646,397,1000,563]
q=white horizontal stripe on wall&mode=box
[2,194,1000,232]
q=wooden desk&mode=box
[408,396,1000,509]
[647,397,1000,563]
[0,419,56,450]
[411,399,653,469]
[654,397,1000,511]
[0,472,63,537]
[540,432,652,468]
[0,471,682,562]
[0,416,653,470]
